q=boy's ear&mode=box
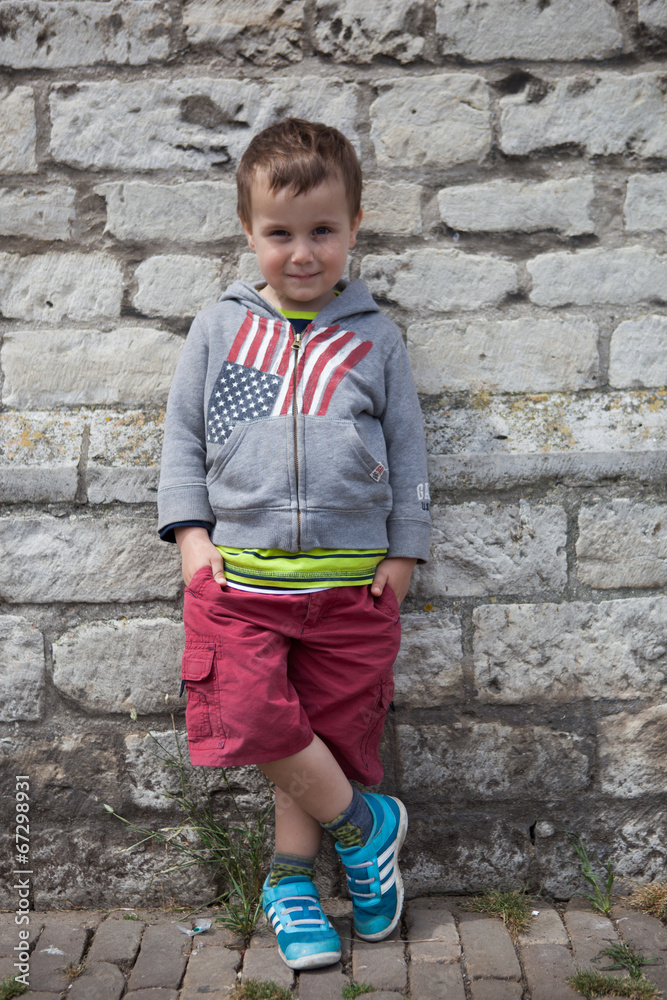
[348,208,363,249]
[240,216,255,251]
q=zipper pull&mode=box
[291,331,302,351]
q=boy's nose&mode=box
[291,239,314,264]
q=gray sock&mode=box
[321,787,374,848]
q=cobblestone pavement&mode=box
[2,895,667,999]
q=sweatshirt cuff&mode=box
[159,520,213,544]
[386,517,431,564]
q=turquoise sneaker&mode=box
[261,875,342,970]
[335,793,408,941]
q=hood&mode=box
[217,278,381,328]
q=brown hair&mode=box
[236,118,362,226]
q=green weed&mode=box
[598,942,660,980]
[458,889,533,939]
[342,985,376,999]
[104,725,273,941]
[123,913,142,921]
[569,834,615,916]
[0,977,28,999]
[230,980,293,999]
[62,961,86,981]
[567,969,658,998]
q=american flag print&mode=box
[207,310,373,444]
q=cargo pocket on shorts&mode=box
[181,645,225,742]
[361,672,395,769]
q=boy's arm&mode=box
[371,556,417,605]
[175,526,226,587]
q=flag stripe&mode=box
[317,341,373,416]
[302,330,356,413]
[228,310,255,363]
[243,316,268,368]
[257,321,282,372]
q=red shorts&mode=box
[181,567,402,785]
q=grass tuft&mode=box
[62,961,86,982]
[597,942,660,980]
[567,969,658,998]
[458,889,533,939]
[230,979,294,999]
[627,882,667,922]
[568,834,615,917]
[0,977,28,999]
[342,986,376,999]
[104,723,273,941]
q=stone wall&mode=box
[1,0,667,908]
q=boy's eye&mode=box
[270,229,290,237]
[313,226,331,236]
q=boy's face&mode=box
[241,172,362,314]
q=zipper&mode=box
[291,330,302,550]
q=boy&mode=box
[158,118,430,970]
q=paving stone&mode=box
[471,981,522,1000]
[241,945,293,988]
[613,905,667,954]
[29,920,89,992]
[352,930,407,992]
[179,944,240,999]
[86,915,145,967]
[297,961,347,1000]
[369,74,491,170]
[0,912,44,955]
[410,961,466,998]
[458,914,521,980]
[406,898,461,962]
[68,961,125,1000]
[521,944,580,1000]
[127,923,190,991]
[20,994,62,999]
[436,0,622,60]
[124,992,178,1000]
[563,907,619,969]
[519,906,569,947]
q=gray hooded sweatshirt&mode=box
[157,279,431,561]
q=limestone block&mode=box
[362,181,422,236]
[2,328,183,407]
[0,253,122,322]
[412,500,567,597]
[399,722,588,799]
[50,77,358,171]
[437,177,594,236]
[424,390,667,460]
[0,85,36,172]
[576,500,667,589]
[87,408,163,504]
[436,0,622,60]
[52,618,184,715]
[0,513,182,603]
[528,247,667,307]
[624,174,667,232]
[0,616,45,722]
[0,0,170,68]
[599,706,667,796]
[639,0,667,31]
[124,730,272,810]
[96,180,242,241]
[393,612,463,706]
[609,315,667,389]
[473,596,667,703]
[500,73,667,158]
[407,315,599,394]
[133,255,223,318]
[369,74,491,169]
[238,252,263,283]
[0,186,75,240]
[184,0,304,64]
[314,0,427,63]
[0,410,83,502]
[361,249,518,313]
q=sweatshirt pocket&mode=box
[303,418,392,513]
[206,417,292,513]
